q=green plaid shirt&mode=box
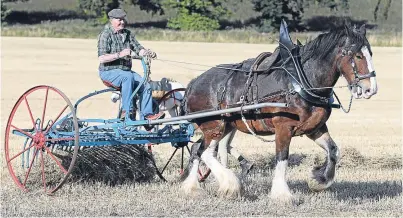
[97,24,144,71]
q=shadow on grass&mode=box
[251,153,307,170]
[330,181,402,200]
[242,179,402,202]
[66,144,160,186]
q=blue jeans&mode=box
[99,69,153,120]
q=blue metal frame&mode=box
[13,56,194,148]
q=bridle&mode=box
[340,48,377,87]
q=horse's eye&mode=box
[356,55,363,59]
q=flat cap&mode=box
[108,9,126,19]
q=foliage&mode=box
[125,0,163,14]
[164,0,229,31]
[77,0,119,18]
[77,0,163,19]
[1,0,28,22]
[374,0,393,21]
[252,0,349,32]
[167,13,219,31]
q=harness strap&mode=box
[259,119,270,132]
[250,52,273,73]
[217,63,241,109]
[252,72,259,106]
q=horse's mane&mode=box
[301,25,372,63]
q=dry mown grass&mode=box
[1,37,402,216]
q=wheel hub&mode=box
[33,132,46,148]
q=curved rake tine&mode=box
[40,150,46,192]
[23,147,38,186]
[21,138,30,168]
[10,125,33,139]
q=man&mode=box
[97,8,164,121]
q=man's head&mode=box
[108,9,127,32]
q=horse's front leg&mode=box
[306,124,340,191]
[270,125,293,202]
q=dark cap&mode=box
[108,9,127,19]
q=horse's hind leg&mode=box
[306,124,340,191]
[217,129,254,177]
[181,139,202,195]
[201,127,241,198]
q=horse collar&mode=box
[279,20,334,107]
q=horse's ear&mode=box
[279,19,295,60]
[359,24,366,36]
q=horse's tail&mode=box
[179,94,187,116]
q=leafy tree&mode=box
[164,0,230,31]
[252,0,349,32]
[374,0,393,21]
[77,0,163,22]
[1,0,28,22]
[126,0,163,14]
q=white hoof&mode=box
[181,159,201,195]
[217,169,241,199]
[270,189,295,205]
[182,176,201,195]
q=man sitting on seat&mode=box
[97,8,164,121]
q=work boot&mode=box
[144,112,165,131]
[145,112,165,120]
[240,159,254,177]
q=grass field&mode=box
[1,37,402,216]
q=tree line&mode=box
[2,0,394,31]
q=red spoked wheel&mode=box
[149,88,211,182]
[4,85,79,194]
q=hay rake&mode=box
[4,56,286,194]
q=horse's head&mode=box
[337,24,378,99]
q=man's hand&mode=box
[119,48,131,58]
[139,48,157,59]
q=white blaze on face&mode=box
[361,46,378,95]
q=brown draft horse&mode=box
[180,22,378,202]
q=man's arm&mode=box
[129,34,145,55]
[99,53,121,63]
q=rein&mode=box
[156,58,354,112]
